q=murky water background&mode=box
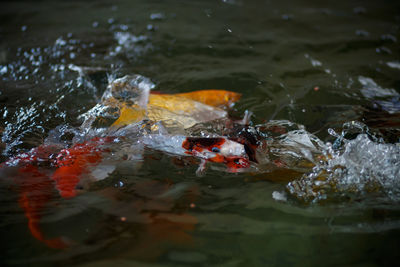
[1,0,400,266]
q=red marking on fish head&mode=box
[182,137,226,155]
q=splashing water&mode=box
[286,121,400,203]
[0,19,155,160]
[110,32,153,60]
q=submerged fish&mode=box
[2,136,122,248]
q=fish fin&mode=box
[241,110,253,125]
[195,159,207,177]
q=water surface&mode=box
[1,0,400,266]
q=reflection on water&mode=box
[1,0,400,266]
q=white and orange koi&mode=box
[142,135,251,173]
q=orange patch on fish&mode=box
[172,90,241,107]
[52,141,103,198]
[111,105,146,128]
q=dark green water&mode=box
[1,0,400,266]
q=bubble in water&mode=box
[387,61,400,70]
[0,66,7,75]
[150,13,165,20]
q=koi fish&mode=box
[94,180,199,260]
[3,136,120,248]
[142,135,252,173]
[81,75,242,133]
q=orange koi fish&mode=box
[3,137,118,248]
[95,180,199,260]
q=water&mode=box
[1,0,400,266]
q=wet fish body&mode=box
[142,135,251,172]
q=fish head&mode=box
[182,137,250,171]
